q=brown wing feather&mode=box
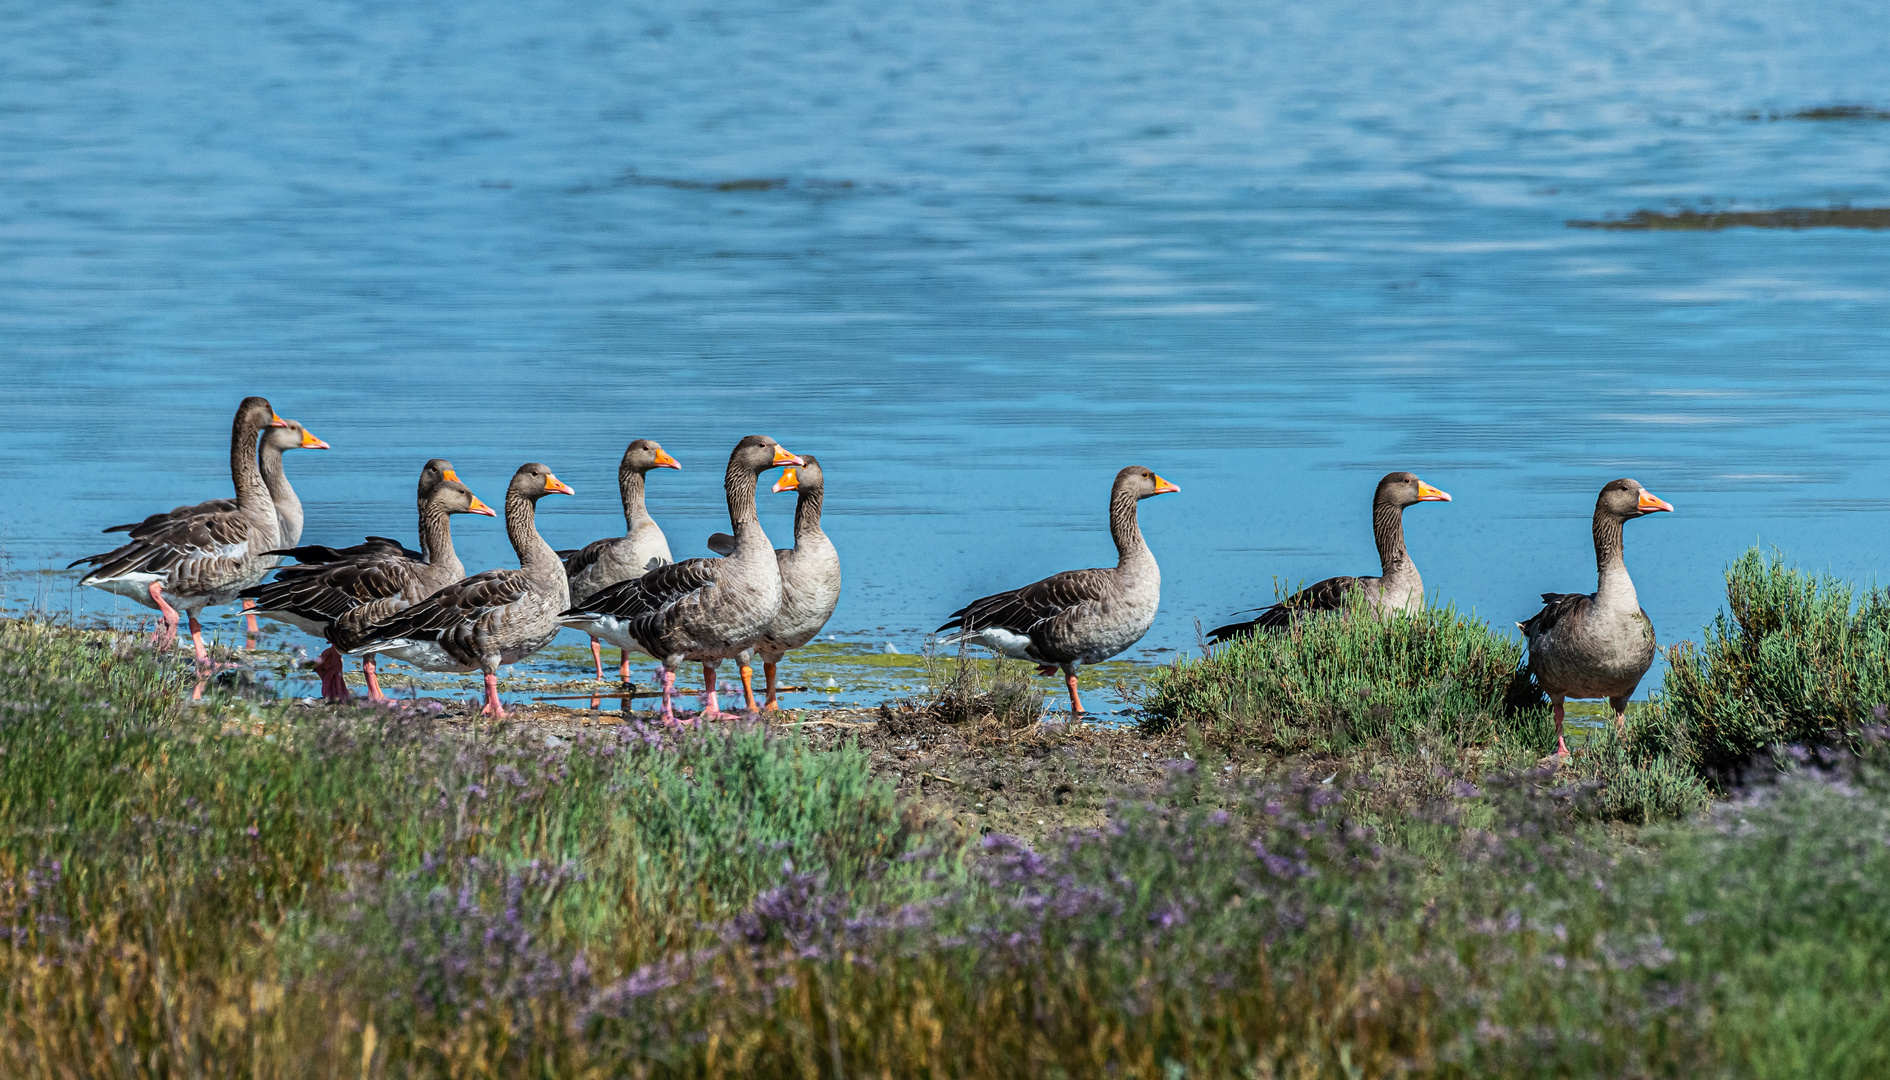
[938,568,1116,659]
[561,538,614,581]
[70,509,256,579]
[242,548,432,631]
[104,498,238,535]
[561,557,722,655]
[1519,592,1591,642]
[359,568,531,646]
[1207,575,1366,642]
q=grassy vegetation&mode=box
[7,545,1890,1076]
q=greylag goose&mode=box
[731,455,840,711]
[1519,478,1673,757]
[101,418,329,642]
[558,435,804,722]
[559,438,681,683]
[1206,471,1450,642]
[936,466,1178,718]
[343,464,575,719]
[69,397,292,667]
[241,460,495,701]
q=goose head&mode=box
[1376,471,1451,508]
[1598,478,1674,520]
[772,454,825,494]
[237,396,290,432]
[419,459,497,517]
[1114,466,1180,499]
[261,417,329,453]
[729,435,804,475]
[510,462,576,502]
[623,438,682,474]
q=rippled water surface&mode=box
[5,0,1890,704]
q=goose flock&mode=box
[70,397,1671,752]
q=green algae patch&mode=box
[1569,207,1890,231]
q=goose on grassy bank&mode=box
[69,397,293,672]
[559,438,681,683]
[1519,478,1674,758]
[936,466,1178,718]
[344,463,574,719]
[242,460,495,701]
[1207,471,1449,642]
[100,417,330,643]
[559,435,803,722]
[720,455,839,711]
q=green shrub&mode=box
[1659,548,1890,780]
[1141,597,1549,756]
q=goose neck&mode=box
[505,491,558,571]
[1373,501,1413,580]
[1109,487,1149,567]
[230,414,272,516]
[619,467,654,533]
[417,501,465,577]
[792,486,825,545]
[258,441,303,544]
[1593,512,1637,608]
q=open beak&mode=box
[772,468,800,494]
[771,445,806,468]
[1152,474,1180,495]
[298,427,330,450]
[544,474,576,496]
[1417,480,1451,502]
[467,494,498,517]
[653,449,682,470]
[269,413,290,428]
[1638,489,1675,513]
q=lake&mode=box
[4,0,1889,710]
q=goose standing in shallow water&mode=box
[559,436,803,723]
[70,397,293,673]
[937,466,1178,718]
[344,464,575,719]
[723,455,840,711]
[1519,478,1674,758]
[98,417,330,643]
[559,439,681,683]
[1208,471,1449,642]
[242,461,496,701]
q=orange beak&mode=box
[771,445,806,468]
[1416,480,1451,502]
[442,469,460,482]
[298,427,329,450]
[653,449,682,470]
[773,468,800,494]
[1638,489,1675,513]
[467,494,497,517]
[1152,474,1180,495]
[543,473,576,496]
[269,413,290,428]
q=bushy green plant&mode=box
[1659,548,1890,780]
[1141,597,1549,756]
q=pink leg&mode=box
[242,598,259,647]
[1553,695,1569,758]
[188,612,210,667]
[590,638,606,681]
[659,665,678,724]
[314,648,350,701]
[481,672,506,719]
[147,582,179,651]
[701,661,723,719]
[620,650,632,684]
[364,656,385,702]
[1065,671,1086,717]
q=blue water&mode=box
[5,0,1890,704]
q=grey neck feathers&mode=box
[231,415,272,516]
[416,501,464,578]
[258,442,303,546]
[1109,487,1148,567]
[1592,512,1637,607]
[505,492,558,572]
[1373,501,1413,580]
[725,462,768,556]
[619,467,654,534]
[793,486,825,545]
